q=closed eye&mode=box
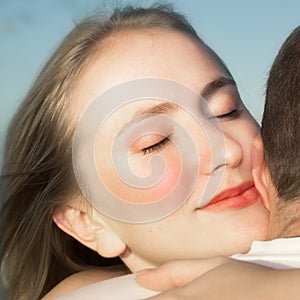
[142,137,170,155]
[214,109,242,120]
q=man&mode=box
[137,25,300,299]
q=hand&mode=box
[136,257,230,291]
[138,259,300,300]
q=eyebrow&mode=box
[118,102,178,135]
[131,102,179,120]
[200,76,236,99]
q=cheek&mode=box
[240,118,260,156]
[127,149,183,203]
[242,111,260,137]
[150,156,182,201]
[95,146,183,204]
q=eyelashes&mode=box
[215,108,242,120]
[142,136,170,155]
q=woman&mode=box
[0,4,269,300]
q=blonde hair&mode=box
[0,4,225,299]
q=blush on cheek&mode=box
[98,148,184,204]
[127,158,182,204]
[148,160,182,201]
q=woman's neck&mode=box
[120,247,158,273]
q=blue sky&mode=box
[1,0,300,161]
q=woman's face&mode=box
[74,29,269,270]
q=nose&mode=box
[199,122,243,175]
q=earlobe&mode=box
[93,226,127,258]
[53,205,127,258]
[251,135,271,211]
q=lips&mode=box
[200,181,260,211]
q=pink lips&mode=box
[201,181,260,211]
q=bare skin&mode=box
[42,266,129,299]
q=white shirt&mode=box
[232,237,300,269]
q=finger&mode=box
[136,258,227,291]
[137,260,197,291]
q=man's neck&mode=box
[272,198,300,239]
[279,217,300,238]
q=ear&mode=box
[53,205,127,258]
[251,135,271,211]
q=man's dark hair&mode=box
[262,26,300,202]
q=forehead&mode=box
[75,29,229,109]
